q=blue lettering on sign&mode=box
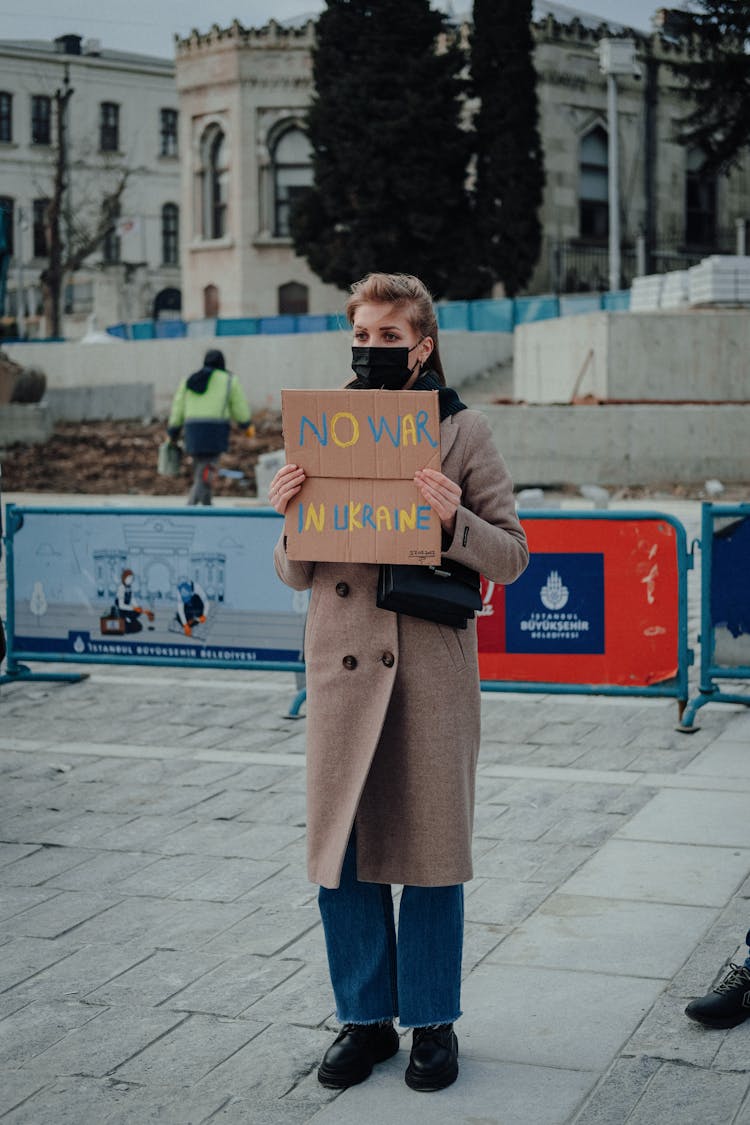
[504,553,605,654]
[299,415,328,445]
[367,415,401,446]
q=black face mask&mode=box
[351,343,422,389]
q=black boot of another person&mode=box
[685,963,750,1029]
[317,1022,400,1088]
[405,1022,459,1091]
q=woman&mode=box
[270,273,528,1093]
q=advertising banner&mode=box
[281,388,442,564]
[7,507,307,667]
[709,513,750,669]
[478,516,681,687]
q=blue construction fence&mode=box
[106,290,631,341]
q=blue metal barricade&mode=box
[1,507,306,716]
[680,502,750,729]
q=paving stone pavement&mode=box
[1,493,749,1124]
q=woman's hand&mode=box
[414,468,461,536]
[268,464,306,514]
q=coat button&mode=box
[335,582,349,597]
[342,655,357,670]
[381,651,395,668]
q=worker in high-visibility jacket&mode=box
[167,348,253,505]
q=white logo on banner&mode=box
[540,570,569,610]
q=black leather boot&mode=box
[405,1022,459,1091]
[685,963,750,1029]
[317,1022,400,1088]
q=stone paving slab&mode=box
[0,648,749,1123]
[306,1051,595,1125]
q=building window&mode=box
[161,202,179,265]
[32,198,49,257]
[31,95,52,145]
[579,125,609,240]
[200,125,228,239]
[203,284,219,318]
[0,92,12,143]
[102,205,121,263]
[685,147,717,248]
[279,281,309,315]
[100,102,119,152]
[160,108,178,157]
[0,197,14,255]
[271,126,313,238]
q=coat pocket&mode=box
[437,622,467,671]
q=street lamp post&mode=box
[597,38,641,294]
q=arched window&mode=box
[204,284,219,318]
[200,125,228,240]
[271,126,313,238]
[579,125,609,240]
[279,281,309,315]
[153,287,182,320]
[161,203,179,265]
[685,147,717,248]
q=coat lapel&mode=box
[440,414,461,464]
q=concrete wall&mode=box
[514,311,750,403]
[44,384,155,423]
[480,403,750,486]
[0,405,53,448]
[4,332,513,416]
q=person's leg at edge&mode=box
[398,882,463,1092]
[188,457,214,506]
[316,831,400,1088]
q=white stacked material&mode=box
[689,255,750,306]
[659,270,690,308]
[630,273,664,311]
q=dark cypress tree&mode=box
[469,0,545,297]
[290,0,471,299]
[669,1,750,174]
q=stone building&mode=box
[0,33,181,338]
[175,2,749,317]
[175,18,340,322]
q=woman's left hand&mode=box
[414,468,462,536]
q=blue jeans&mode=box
[318,832,464,1028]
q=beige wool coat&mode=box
[274,407,529,889]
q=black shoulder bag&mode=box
[377,558,482,629]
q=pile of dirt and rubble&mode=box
[0,411,285,497]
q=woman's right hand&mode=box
[268,463,306,514]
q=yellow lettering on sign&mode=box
[375,506,393,532]
[349,503,363,530]
[401,414,417,445]
[330,412,359,448]
[305,503,325,532]
[398,505,417,532]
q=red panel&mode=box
[478,518,680,687]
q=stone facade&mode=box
[175,19,341,321]
[0,34,181,338]
[175,5,750,313]
[532,10,749,293]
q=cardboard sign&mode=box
[282,388,442,564]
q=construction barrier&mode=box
[680,502,750,729]
[2,505,691,716]
[0,507,306,710]
[478,511,690,709]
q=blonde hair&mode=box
[345,273,446,385]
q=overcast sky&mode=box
[1,1,681,59]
